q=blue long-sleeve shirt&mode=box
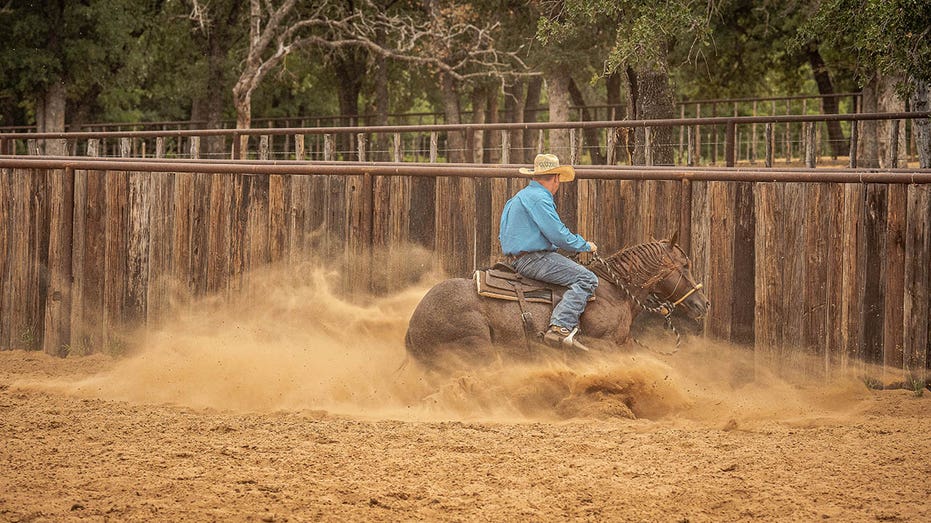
[499,181,591,255]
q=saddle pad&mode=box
[475,269,554,303]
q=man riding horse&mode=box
[499,153,597,349]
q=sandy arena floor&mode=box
[1,270,929,521]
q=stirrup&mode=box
[563,327,590,352]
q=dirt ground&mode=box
[1,267,929,522]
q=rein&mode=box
[586,249,702,352]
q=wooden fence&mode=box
[0,160,928,382]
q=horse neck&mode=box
[605,242,673,290]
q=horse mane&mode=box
[598,240,678,290]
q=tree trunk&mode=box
[568,77,605,164]
[859,74,906,168]
[629,67,675,165]
[470,85,487,163]
[504,80,525,162]
[606,70,623,164]
[910,79,931,168]
[807,47,848,158]
[485,86,500,163]
[37,81,67,155]
[332,50,366,159]
[523,76,543,162]
[371,29,390,161]
[546,66,572,159]
[606,71,623,119]
[440,72,466,163]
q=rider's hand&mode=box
[587,241,598,253]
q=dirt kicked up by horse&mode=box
[405,235,710,372]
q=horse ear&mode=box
[669,230,679,246]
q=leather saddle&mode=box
[473,262,594,305]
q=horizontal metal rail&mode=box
[2,156,929,184]
[1,111,927,140]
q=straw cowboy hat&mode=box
[518,153,576,182]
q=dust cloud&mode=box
[24,256,869,425]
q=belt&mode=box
[505,250,544,262]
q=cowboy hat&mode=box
[518,153,576,182]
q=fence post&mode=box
[849,120,859,168]
[784,100,792,163]
[501,130,510,165]
[429,132,438,163]
[190,136,201,159]
[357,133,367,162]
[569,128,579,165]
[87,139,100,158]
[258,135,269,160]
[889,120,899,168]
[711,102,718,165]
[645,126,653,166]
[120,138,131,158]
[606,128,616,165]
[678,105,685,163]
[393,133,402,162]
[295,134,305,160]
[750,100,758,164]
[805,122,817,168]
[765,123,774,168]
[27,139,37,155]
[694,102,702,163]
[324,134,334,161]
[725,120,736,167]
[686,126,694,167]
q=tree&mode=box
[0,0,154,152]
[538,0,712,165]
[800,0,931,166]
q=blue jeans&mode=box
[513,251,598,330]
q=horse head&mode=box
[596,234,710,322]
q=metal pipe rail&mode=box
[3,156,930,184]
[1,111,927,140]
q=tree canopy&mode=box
[0,0,928,133]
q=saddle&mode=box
[473,262,594,351]
[473,262,595,305]
[474,263,554,303]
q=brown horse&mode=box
[405,236,710,371]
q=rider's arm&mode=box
[528,198,591,253]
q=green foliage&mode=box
[799,0,931,90]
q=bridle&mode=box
[586,246,703,351]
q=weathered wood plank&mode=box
[189,172,212,297]
[731,181,755,345]
[706,181,734,340]
[268,174,291,264]
[840,183,866,371]
[345,173,372,295]
[247,174,271,291]
[146,171,174,324]
[206,173,232,295]
[42,167,74,355]
[409,177,435,250]
[0,168,11,348]
[104,170,129,351]
[882,184,907,373]
[903,185,930,381]
[754,182,784,366]
[804,183,828,362]
[126,171,151,329]
[824,183,846,374]
[862,184,888,366]
[782,182,807,352]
